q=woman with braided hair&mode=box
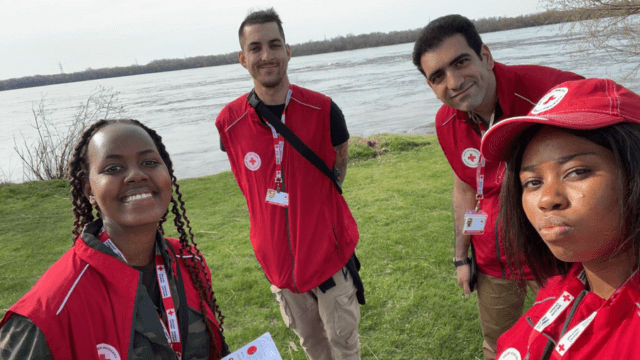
[0,119,228,360]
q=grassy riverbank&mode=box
[0,134,529,359]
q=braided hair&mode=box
[67,119,226,357]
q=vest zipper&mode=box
[281,146,300,293]
[495,216,506,279]
[332,225,340,258]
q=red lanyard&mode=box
[526,266,638,359]
[473,114,489,212]
[526,269,587,356]
[475,156,486,212]
[99,229,182,359]
[265,89,292,192]
[155,253,182,359]
[99,230,127,262]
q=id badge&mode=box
[463,210,487,235]
[265,189,289,207]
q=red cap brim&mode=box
[481,113,626,162]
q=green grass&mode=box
[0,134,535,359]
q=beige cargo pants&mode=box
[271,266,361,360]
[477,271,540,360]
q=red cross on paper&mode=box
[467,153,477,163]
[543,95,557,105]
[249,158,257,165]
[558,344,565,352]
[168,309,175,316]
[563,294,571,302]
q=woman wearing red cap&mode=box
[481,78,640,360]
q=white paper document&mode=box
[222,332,283,360]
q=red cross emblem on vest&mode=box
[244,152,261,171]
[462,148,481,168]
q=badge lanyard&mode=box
[264,89,292,208]
[155,252,183,360]
[99,229,183,359]
[526,268,638,359]
[462,112,495,235]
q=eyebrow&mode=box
[104,149,157,160]
[520,152,597,173]
[247,38,282,48]
[426,53,471,81]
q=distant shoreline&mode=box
[1,9,586,92]
[399,122,437,137]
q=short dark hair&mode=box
[412,14,484,77]
[499,123,640,286]
[238,8,285,48]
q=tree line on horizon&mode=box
[0,8,618,91]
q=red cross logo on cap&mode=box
[532,87,569,115]
[99,355,109,360]
[467,153,477,163]
[543,95,557,105]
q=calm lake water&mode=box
[2,22,639,183]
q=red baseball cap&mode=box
[481,78,640,162]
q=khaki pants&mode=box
[477,272,540,360]
[271,267,361,360]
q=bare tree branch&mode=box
[541,0,640,78]
[13,86,127,181]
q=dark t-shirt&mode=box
[133,262,161,311]
[220,100,349,151]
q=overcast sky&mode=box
[1,0,544,80]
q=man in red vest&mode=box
[215,8,363,360]
[412,14,582,360]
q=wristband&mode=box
[453,257,472,267]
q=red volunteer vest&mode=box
[435,62,583,279]
[216,84,359,293]
[496,263,640,360]
[0,237,224,360]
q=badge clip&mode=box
[463,210,487,235]
[265,189,289,207]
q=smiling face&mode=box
[239,22,291,90]
[83,123,172,230]
[420,34,495,116]
[519,126,622,263]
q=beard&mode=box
[253,64,287,89]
